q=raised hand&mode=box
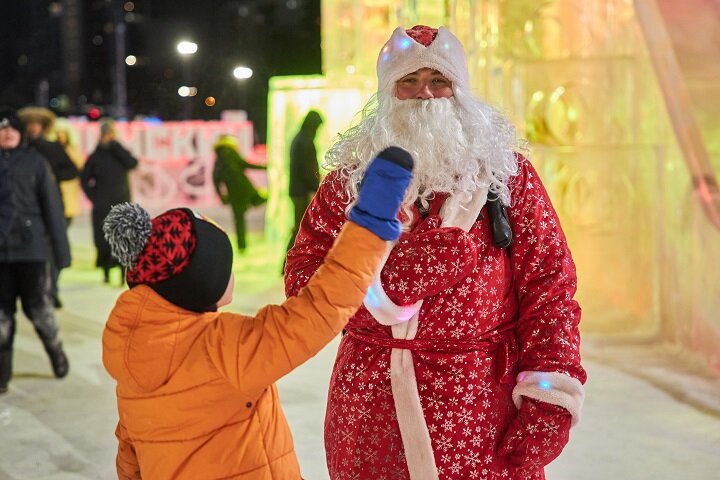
[348,146,414,241]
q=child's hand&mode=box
[348,147,414,241]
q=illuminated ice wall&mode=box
[267,0,720,372]
[265,76,371,253]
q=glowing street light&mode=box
[176,41,198,55]
[176,41,198,119]
[125,55,137,66]
[232,66,253,80]
[178,86,197,97]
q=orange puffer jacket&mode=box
[103,222,385,479]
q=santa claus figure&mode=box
[284,25,587,480]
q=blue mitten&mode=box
[348,147,414,241]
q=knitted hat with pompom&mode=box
[103,203,233,312]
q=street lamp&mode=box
[176,40,197,119]
[232,66,253,117]
[177,86,197,97]
[232,66,253,80]
[176,41,198,55]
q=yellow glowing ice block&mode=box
[266,75,374,269]
[392,0,447,29]
[322,0,394,83]
[321,0,451,83]
[268,0,671,342]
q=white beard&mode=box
[378,97,486,209]
[326,90,520,217]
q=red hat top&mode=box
[405,25,438,47]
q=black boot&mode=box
[43,341,69,378]
[0,350,12,394]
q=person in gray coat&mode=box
[0,107,71,394]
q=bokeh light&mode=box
[176,41,198,55]
[232,66,253,79]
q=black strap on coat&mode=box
[485,196,513,249]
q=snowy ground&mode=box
[1,209,719,479]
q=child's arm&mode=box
[205,147,414,398]
[114,422,141,479]
[205,221,385,397]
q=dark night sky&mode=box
[0,0,322,143]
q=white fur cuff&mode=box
[364,272,423,326]
[511,371,585,427]
[363,241,423,326]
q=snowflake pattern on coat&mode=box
[284,157,586,480]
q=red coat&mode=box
[285,158,587,480]
[103,222,386,479]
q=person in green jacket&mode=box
[212,134,266,253]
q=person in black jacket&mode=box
[80,119,139,285]
[18,106,79,309]
[285,110,323,259]
[0,107,71,394]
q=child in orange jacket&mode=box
[101,147,413,479]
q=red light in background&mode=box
[88,107,101,120]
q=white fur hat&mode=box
[376,25,470,94]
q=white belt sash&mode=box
[362,187,488,480]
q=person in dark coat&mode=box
[18,106,79,309]
[285,110,323,258]
[212,134,266,253]
[80,119,139,284]
[0,107,71,394]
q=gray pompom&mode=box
[103,202,152,269]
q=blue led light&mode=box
[381,53,390,62]
[365,285,380,310]
[539,380,552,390]
[399,37,412,49]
